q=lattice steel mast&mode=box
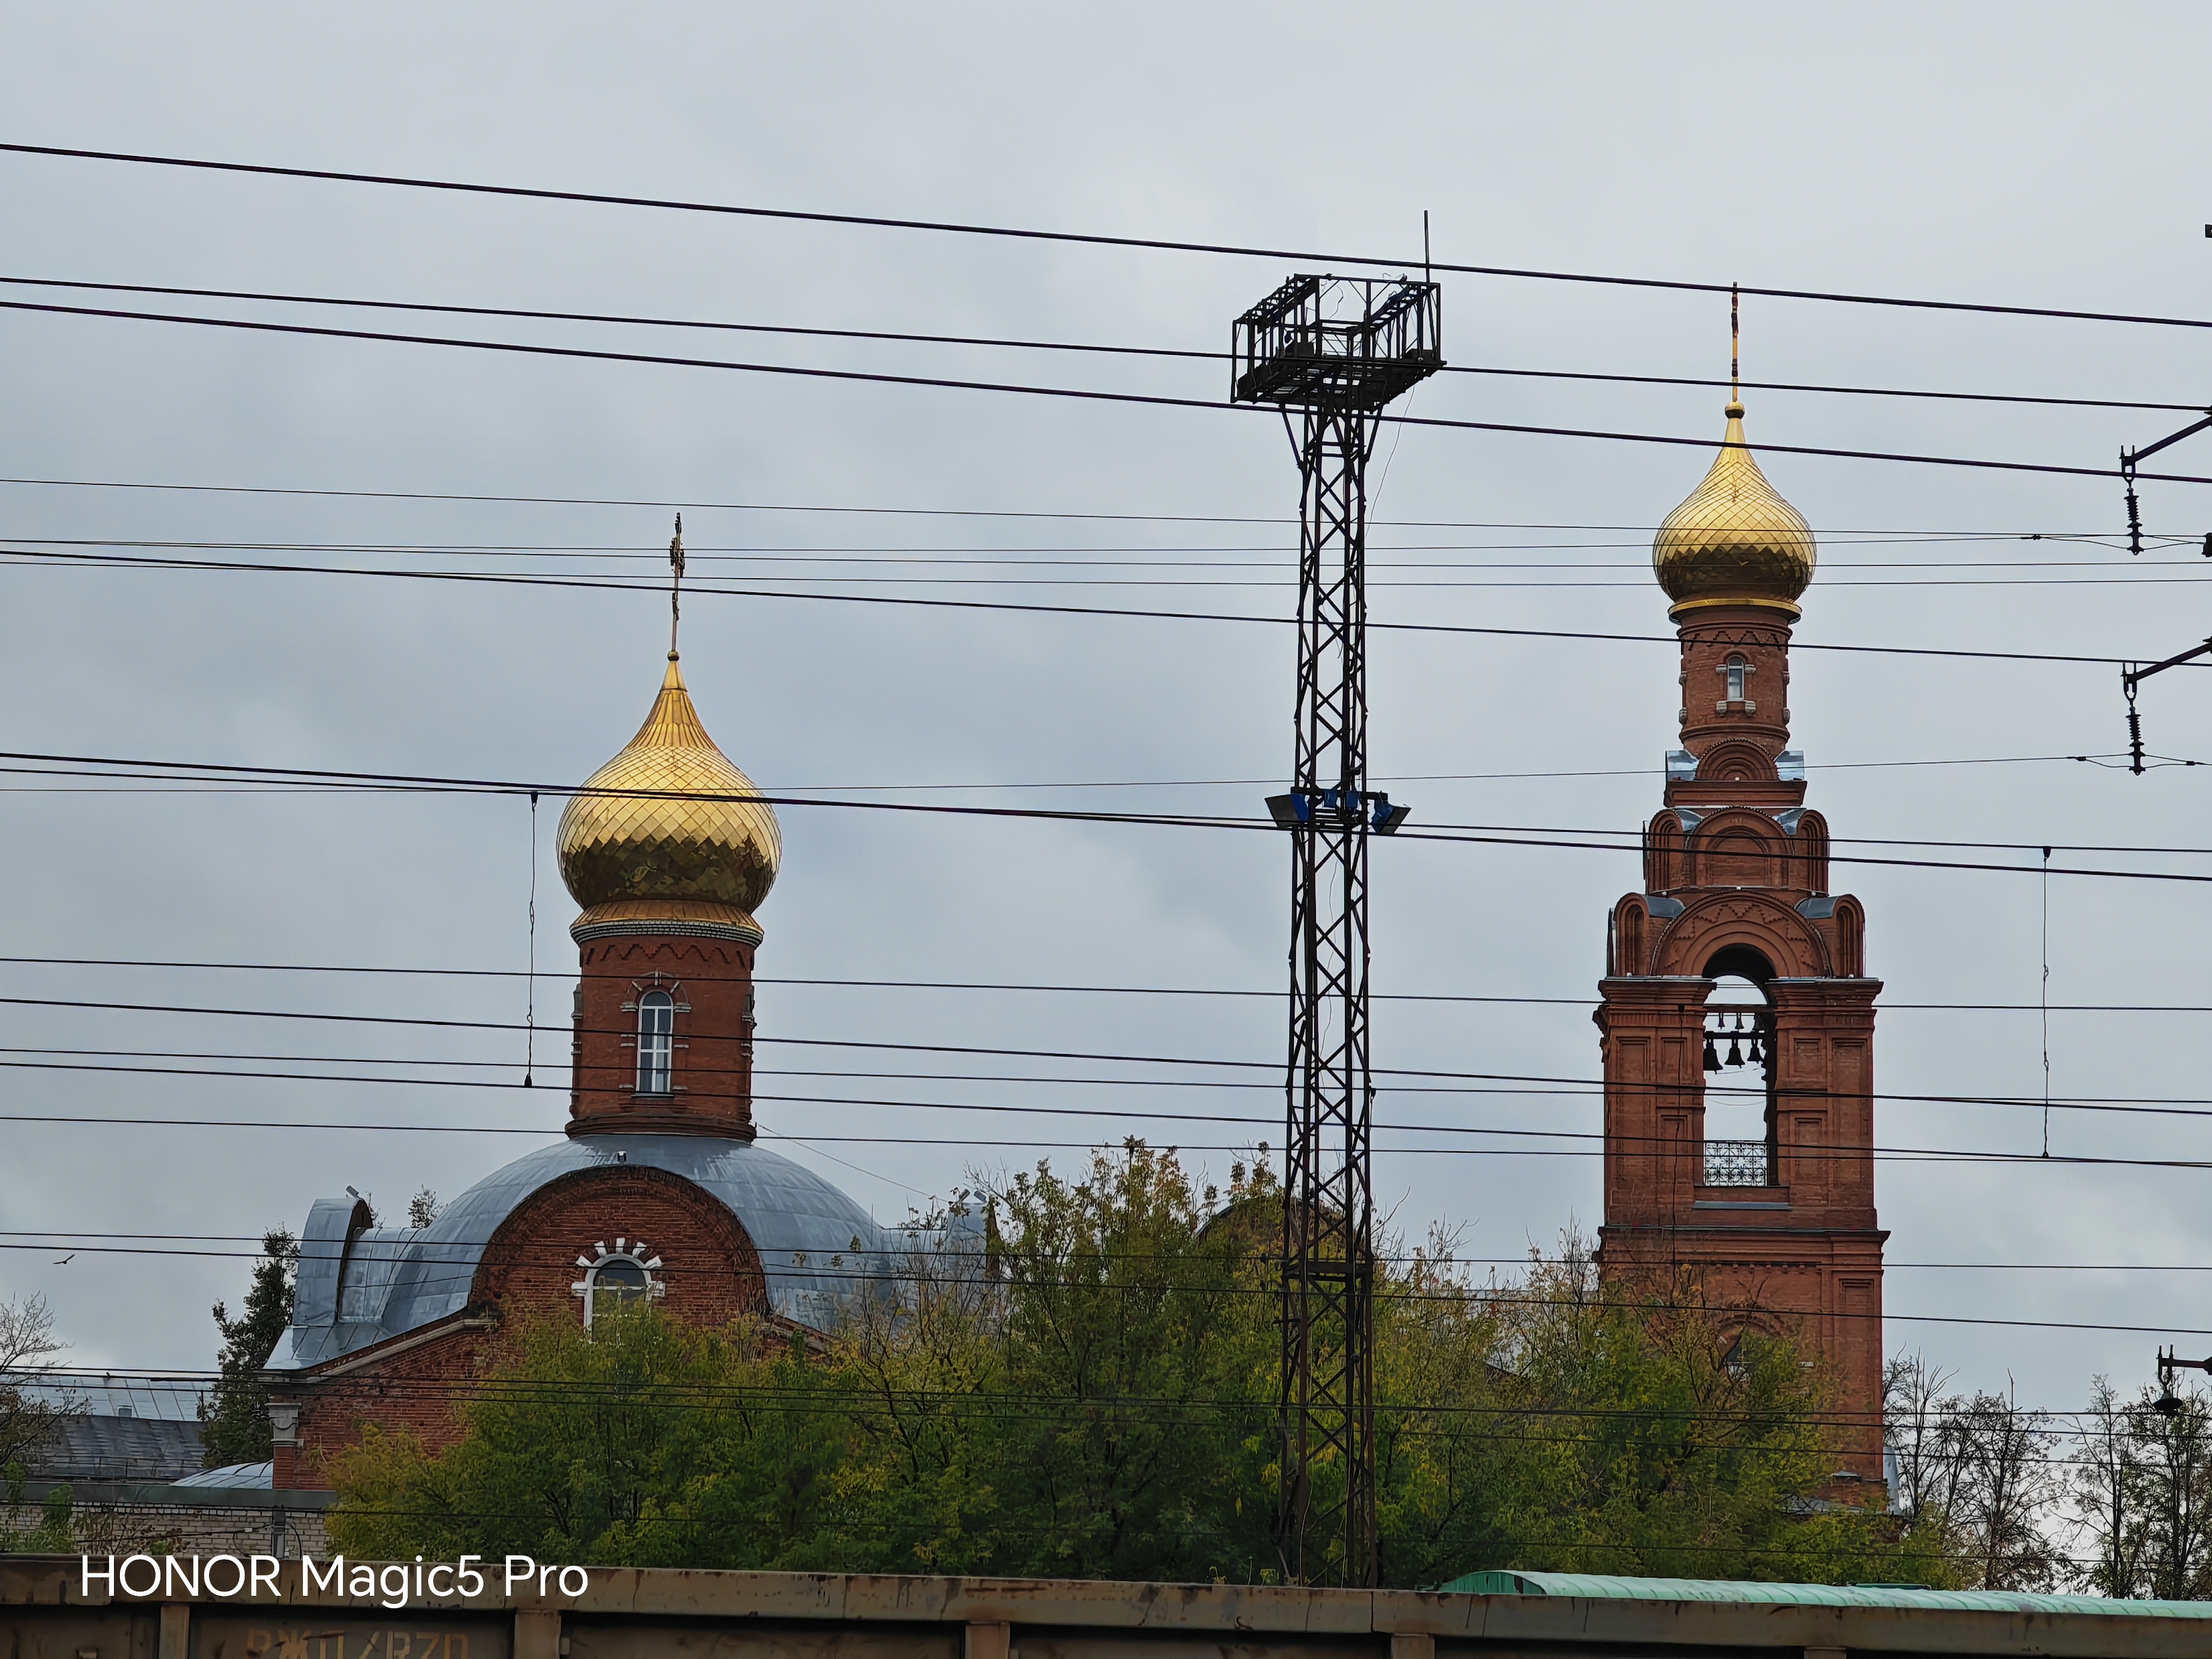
[1236,274,1440,1585]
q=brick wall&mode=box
[2,1494,329,1558]
[1595,599,1888,1485]
[276,1165,767,1489]
[570,934,755,1137]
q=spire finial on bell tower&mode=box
[668,514,686,660]
[1729,281,1742,416]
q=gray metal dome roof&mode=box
[279,1135,886,1370]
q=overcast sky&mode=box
[4,5,2211,1431]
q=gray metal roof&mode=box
[21,1373,205,1424]
[1438,1570,2212,1618]
[172,1460,274,1489]
[18,1412,205,1482]
[278,1133,886,1370]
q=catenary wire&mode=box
[28,991,2212,1112]
[9,1114,2165,1176]
[17,534,2212,588]
[0,1046,2203,1123]
[9,544,2202,671]
[4,1017,2212,1114]
[3,272,2202,416]
[1,1218,2202,1346]
[15,742,2212,855]
[6,957,2208,1013]
[0,751,2154,795]
[11,295,2212,489]
[3,747,2208,886]
[18,1230,2212,1279]
[0,473,2181,535]
[20,1228,2212,1286]
[0,1363,2123,1462]
[14,1043,2212,1123]
[12,140,2212,334]
[6,530,2209,566]
[30,995,2212,1123]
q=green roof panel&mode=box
[1432,1570,2212,1618]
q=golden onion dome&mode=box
[557,654,780,932]
[1652,399,1817,617]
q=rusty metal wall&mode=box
[11,1557,2212,1659]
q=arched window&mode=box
[571,1238,665,1329]
[636,989,674,1094]
[334,1198,374,1322]
[1723,655,1749,703]
[591,1258,649,1313]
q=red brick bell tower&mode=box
[556,524,780,1139]
[1595,379,1887,1487]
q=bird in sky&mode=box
[52,1253,74,1265]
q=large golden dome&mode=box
[1652,399,1816,617]
[557,654,780,934]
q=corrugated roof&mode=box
[1437,1570,2212,1618]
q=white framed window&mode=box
[636,989,675,1094]
[1724,657,1749,702]
[571,1237,666,1329]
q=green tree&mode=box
[4,1483,75,1552]
[1394,1238,1948,1586]
[199,1230,300,1468]
[0,1294,78,1475]
[2069,1377,2212,1599]
[927,1145,1273,1579]
[1886,1352,2059,1591]
[331,1307,857,1567]
[331,1145,1968,1588]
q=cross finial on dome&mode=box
[1729,282,1743,417]
[668,514,686,661]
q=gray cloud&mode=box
[3,3,2209,1425]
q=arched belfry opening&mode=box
[1593,377,1887,1492]
[1700,961,1775,1189]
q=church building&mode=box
[1596,374,1887,1487]
[264,633,886,1490]
[254,386,1887,1496]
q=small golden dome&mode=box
[1652,400,1817,617]
[557,655,780,926]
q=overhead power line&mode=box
[18,1229,2212,1277]
[12,295,2212,491]
[10,140,2212,333]
[8,1002,2212,1116]
[0,753,2171,796]
[2,749,2207,884]
[3,274,2201,416]
[0,1185,2203,1348]
[0,473,2166,535]
[5,545,2198,670]
[0,1358,2163,1449]
[9,1109,2212,1182]
[14,534,2212,589]
[0,530,2202,565]
[7,954,2207,1014]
